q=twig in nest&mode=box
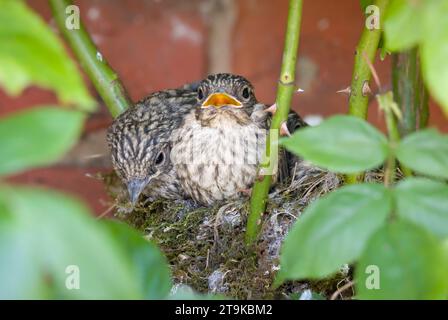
[330,280,355,300]
[205,249,210,270]
[213,202,235,248]
[97,203,116,220]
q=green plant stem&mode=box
[49,0,132,117]
[346,0,389,183]
[392,48,429,135]
[245,0,303,245]
[384,107,399,186]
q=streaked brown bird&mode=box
[171,73,306,205]
[107,86,197,205]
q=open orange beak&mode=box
[201,93,242,109]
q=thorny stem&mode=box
[246,0,303,245]
[49,0,132,118]
[392,48,429,135]
[391,49,428,177]
[346,0,389,183]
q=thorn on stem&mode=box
[336,86,351,96]
[280,122,291,137]
[264,103,277,115]
[362,81,372,96]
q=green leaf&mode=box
[0,0,95,110]
[384,0,448,115]
[104,221,172,299]
[0,107,85,176]
[384,0,426,51]
[278,183,391,281]
[396,129,448,180]
[420,1,448,117]
[355,220,448,299]
[360,0,374,12]
[0,185,142,299]
[0,218,49,299]
[281,115,389,173]
[395,178,448,238]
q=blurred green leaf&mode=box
[0,0,95,110]
[396,129,448,180]
[384,0,448,116]
[0,185,142,299]
[0,217,49,299]
[395,178,448,238]
[420,1,448,117]
[0,107,85,176]
[278,183,391,281]
[356,220,448,299]
[104,221,172,300]
[281,115,389,173]
[360,0,373,12]
[384,0,425,51]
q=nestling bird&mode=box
[107,86,198,205]
[170,73,306,205]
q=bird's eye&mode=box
[197,87,204,100]
[242,86,251,100]
[154,151,165,166]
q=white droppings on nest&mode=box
[170,16,202,45]
[263,209,298,259]
[208,269,230,294]
[178,254,190,261]
[299,289,313,300]
[339,264,350,277]
[197,216,213,241]
[169,283,195,297]
[221,208,242,228]
[272,265,281,271]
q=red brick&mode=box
[233,0,446,131]
[7,167,113,217]
[0,87,58,117]
[74,0,208,101]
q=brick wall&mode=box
[3,0,446,215]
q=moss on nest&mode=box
[101,163,354,299]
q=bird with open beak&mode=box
[170,73,306,205]
[107,87,197,206]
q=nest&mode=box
[101,161,363,299]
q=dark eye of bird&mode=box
[155,151,165,166]
[242,86,251,100]
[197,88,204,100]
